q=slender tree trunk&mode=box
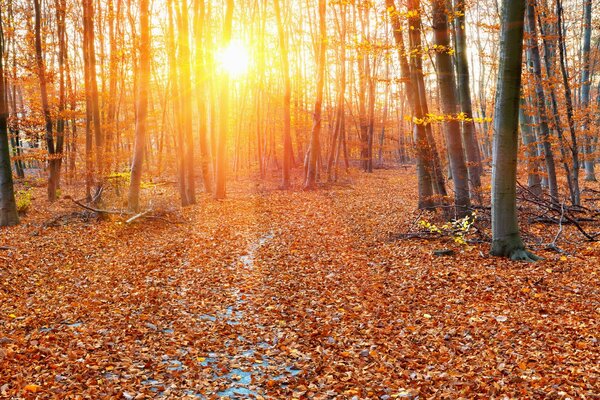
[491,0,538,261]
[432,0,470,217]
[519,98,542,196]
[0,9,19,226]
[176,0,196,205]
[453,0,482,197]
[525,3,559,203]
[580,0,595,181]
[85,0,104,199]
[214,0,234,199]
[555,0,580,205]
[34,0,58,202]
[193,0,212,193]
[55,0,67,192]
[127,0,150,212]
[304,0,326,189]
[274,0,292,189]
[387,0,435,208]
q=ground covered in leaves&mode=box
[1,169,599,399]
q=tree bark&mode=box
[432,0,470,217]
[0,8,19,226]
[491,0,538,261]
[580,0,595,181]
[453,0,483,197]
[525,3,559,203]
[34,0,58,202]
[304,0,326,189]
[127,0,150,212]
[274,0,292,189]
[214,0,234,199]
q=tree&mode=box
[580,0,595,181]
[304,0,326,190]
[432,0,470,217]
[274,0,292,189]
[127,0,150,212]
[453,0,482,197]
[33,0,58,202]
[214,0,234,199]
[0,7,19,226]
[490,0,539,261]
[83,0,104,201]
[525,2,559,203]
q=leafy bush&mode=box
[16,190,32,214]
[418,211,477,246]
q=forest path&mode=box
[1,170,599,398]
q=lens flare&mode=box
[216,40,249,78]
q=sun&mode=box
[216,40,249,78]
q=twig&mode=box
[126,210,151,224]
[517,181,599,241]
[66,196,127,215]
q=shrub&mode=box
[16,190,32,214]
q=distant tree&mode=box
[33,0,58,202]
[491,0,538,261]
[214,0,234,199]
[127,0,150,212]
[304,0,326,190]
[274,0,292,189]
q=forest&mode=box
[0,0,599,397]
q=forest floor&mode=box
[1,168,599,399]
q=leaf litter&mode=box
[0,169,598,398]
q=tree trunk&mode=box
[453,0,482,197]
[525,3,559,203]
[304,0,326,189]
[491,0,538,261]
[214,0,234,199]
[0,9,19,226]
[432,0,470,217]
[555,0,581,205]
[519,98,542,196]
[580,0,595,181]
[127,0,150,212]
[274,0,292,189]
[176,0,196,205]
[34,0,58,202]
[193,0,213,193]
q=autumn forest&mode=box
[0,0,599,397]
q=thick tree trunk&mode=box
[491,0,538,261]
[432,0,470,217]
